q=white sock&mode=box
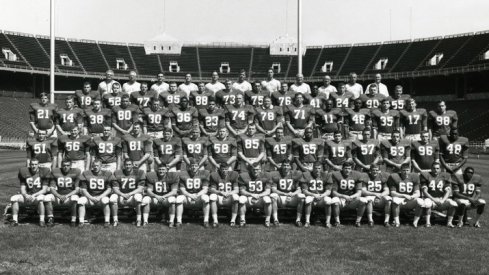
[143,213,149,223]
[39,215,45,222]
[12,214,18,222]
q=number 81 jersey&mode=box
[179,170,210,194]
[238,172,272,194]
[112,169,146,193]
[80,170,113,196]
[387,172,420,195]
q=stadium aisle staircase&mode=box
[68,40,108,73]
[5,33,50,68]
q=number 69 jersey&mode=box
[145,171,179,196]
[179,170,210,194]
[49,168,81,195]
[300,171,330,194]
[387,172,420,196]
[238,172,272,194]
[209,171,239,192]
[80,170,113,196]
[329,170,364,196]
[18,167,50,194]
[111,169,146,194]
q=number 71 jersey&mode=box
[80,170,113,196]
[387,173,420,195]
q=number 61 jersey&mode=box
[145,171,179,196]
[387,172,420,195]
[80,170,113,196]
[238,172,272,194]
[112,169,146,194]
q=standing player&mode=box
[265,127,292,171]
[9,159,49,226]
[208,163,240,227]
[90,126,122,173]
[142,97,170,139]
[215,80,241,108]
[290,74,311,95]
[318,75,337,99]
[199,97,225,137]
[150,73,169,95]
[452,167,486,228]
[271,83,295,108]
[112,94,140,137]
[359,84,386,110]
[439,129,468,175]
[285,93,315,138]
[420,163,457,227]
[362,165,391,227]
[314,99,343,140]
[304,85,327,110]
[110,159,146,227]
[205,72,226,94]
[411,131,439,173]
[130,82,157,110]
[170,97,198,138]
[352,129,381,172]
[102,82,123,109]
[84,99,112,136]
[97,70,116,96]
[122,71,141,94]
[429,101,458,139]
[261,68,281,93]
[177,160,211,227]
[178,74,198,98]
[388,85,410,111]
[29,92,58,137]
[388,163,423,227]
[324,131,353,171]
[26,130,58,169]
[254,96,283,137]
[345,72,363,99]
[57,127,91,172]
[207,127,237,171]
[232,70,252,94]
[236,124,266,172]
[75,82,100,110]
[344,98,371,141]
[225,93,255,137]
[301,162,334,227]
[238,164,273,227]
[77,160,113,227]
[153,128,182,171]
[329,82,354,109]
[190,82,214,110]
[122,123,152,172]
[182,128,208,170]
[399,98,427,141]
[45,159,81,226]
[293,127,324,172]
[381,130,411,173]
[55,96,84,136]
[371,99,399,140]
[245,81,269,107]
[159,82,187,109]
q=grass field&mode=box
[1,151,488,274]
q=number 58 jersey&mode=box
[387,173,420,195]
[80,170,113,196]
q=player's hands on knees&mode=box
[59,195,67,202]
[25,195,34,202]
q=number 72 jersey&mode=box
[111,169,146,194]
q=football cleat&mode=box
[212,222,219,228]
[393,223,400,228]
[168,222,175,228]
[425,223,432,228]
[304,222,310,228]
[457,221,464,228]
[239,220,246,228]
[229,222,236,227]
[264,221,270,228]
[10,221,18,227]
[325,223,332,228]
[295,221,303,227]
[447,223,455,228]
[273,220,280,227]
[334,223,344,228]
[368,221,374,227]
[384,222,390,228]
[474,222,481,228]
[136,221,142,227]
[104,222,110,228]
[39,221,46,227]
[412,222,418,228]
[176,222,182,228]
[355,222,361,228]
[112,221,119,227]
[203,222,209,228]
[47,217,54,227]
[143,222,149,227]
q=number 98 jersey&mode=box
[387,173,420,196]
[80,170,113,196]
[179,170,210,194]
[238,172,272,194]
[112,169,146,194]
[145,171,179,196]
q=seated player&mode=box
[177,159,211,227]
[142,164,180,228]
[153,127,182,171]
[182,127,208,170]
[44,159,81,227]
[122,123,153,172]
[55,96,84,136]
[452,167,486,228]
[330,162,368,227]
[381,130,411,173]
[238,163,272,227]
[293,127,324,172]
[198,97,225,137]
[254,96,283,137]
[352,128,381,172]
[265,127,292,171]
[90,126,122,173]
[362,165,391,227]
[388,163,423,228]
[285,93,314,138]
[411,131,439,173]
[399,98,427,141]
[77,160,113,227]
[26,129,58,170]
[207,127,237,171]
[170,96,198,138]
[314,98,343,141]
[10,158,50,227]
[439,129,468,175]
[110,159,146,227]
[57,127,91,172]
[270,160,305,226]
[142,97,170,139]
[209,162,240,227]
[420,162,457,228]
[83,99,112,137]
[301,162,334,228]
[237,124,266,172]
[324,131,352,171]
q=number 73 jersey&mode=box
[179,170,210,194]
[387,173,420,195]
[80,170,113,196]
[238,172,272,194]
[112,169,146,194]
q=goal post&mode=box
[51,90,76,104]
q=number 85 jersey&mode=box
[80,170,113,196]
[387,172,420,196]
[238,172,272,194]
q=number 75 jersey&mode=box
[387,173,420,195]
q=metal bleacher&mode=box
[98,42,135,74]
[199,47,252,76]
[36,36,85,73]
[67,39,108,73]
[390,37,441,72]
[417,34,472,70]
[339,43,381,76]
[128,44,162,76]
[312,45,351,77]
[159,46,199,76]
[364,40,411,74]
[5,32,50,69]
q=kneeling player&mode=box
[302,162,334,227]
[452,167,486,228]
[238,163,272,227]
[142,165,180,227]
[10,158,49,226]
[270,160,305,226]
[177,160,211,227]
[362,165,391,227]
[420,163,457,227]
[110,159,145,227]
[330,162,368,227]
[78,160,113,227]
[389,163,423,227]
[44,159,81,226]
[209,163,240,227]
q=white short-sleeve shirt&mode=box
[150,82,170,95]
[123,81,141,94]
[346,83,364,99]
[290,83,311,95]
[97,80,116,96]
[261,79,281,93]
[318,85,337,99]
[178,83,198,98]
[232,81,252,94]
[205,82,226,95]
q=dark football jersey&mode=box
[271,170,303,192]
[112,105,140,131]
[209,171,239,192]
[225,104,255,130]
[26,137,58,163]
[102,92,123,108]
[285,105,314,130]
[359,94,386,109]
[58,135,91,161]
[179,170,210,194]
[411,140,439,170]
[345,108,371,131]
[238,172,272,194]
[208,137,237,163]
[145,171,179,196]
[428,110,458,137]
[399,109,428,135]
[75,90,101,109]
[215,90,242,108]
[452,174,483,197]
[90,136,122,163]
[237,133,265,158]
[29,103,57,130]
[363,172,389,194]
[170,106,198,131]
[381,139,411,164]
[80,170,113,196]
[420,172,452,198]
[352,139,380,166]
[245,90,270,107]
[301,171,330,194]
[182,137,208,162]
[199,108,225,133]
[122,134,152,161]
[130,90,157,109]
[293,138,324,163]
[18,167,50,194]
[388,173,420,195]
[159,90,188,109]
[112,169,145,193]
[55,107,84,131]
[265,137,292,163]
[189,90,214,110]
[315,108,343,134]
[388,94,411,110]
[50,168,81,195]
[329,92,354,109]
[254,106,283,131]
[329,170,364,196]
[153,137,182,164]
[271,90,296,108]
[325,140,352,166]
[84,108,112,134]
[304,94,327,109]
[142,107,170,132]
[371,109,399,134]
[439,135,469,163]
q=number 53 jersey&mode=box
[387,172,420,195]
[238,172,272,194]
[80,170,113,196]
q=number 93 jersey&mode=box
[90,136,122,164]
[18,167,50,194]
[387,172,420,196]
[49,168,81,195]
[179,170,210,194]
[329,170,364,196]
[301,171,330,194]
[112,169,146,194]
[80,170,113,196]
[145,171,179,196]
[209,171,239,192]
[238,172,272,194]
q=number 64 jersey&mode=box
[18,167,50,195]
[80,170,113,196]
[387,172,420,195]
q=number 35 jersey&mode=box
[179,170,210,194]
[111,169,146,194]
[18,167,50,194]
[238,172,272,194]
[145,172,179,196]
[387,173,420,196]
[80,170,113,196]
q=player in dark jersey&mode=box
[177,160,211,227]
[325,131,353,171]
[170,96,199,138]
[411,131,439,173]
[301,162,334,227]
[26,130,58,170]
[270,160,305,226]
[271,82,295,108]
[387,85,410,111]
[238,163,272,227]
[245,81,270,107]
[329,82,354,109]
[130,82,157,110]
[381,130,411,173]
[215,80,241,108]
[142,97,170,139]
[112,94,140,137]
[399,98,427,141]
[304,85,327,110]
[29,92,58,138]
[314,99,343,140]
[55,96,84,136]
[10,158,49,227]
[439,129,468,175]
[352,128,381,172]
[428,101,458,139]
[362,165,391,227]
[388,163,423,227]
[199,97,225,137]
[209,162,240,227]
[420,162,457,227]
[452,167,485,228]
[110,159,146,227]
[76,82,101,110]
[225,93,255,137]
[208,127,237,171]
[371,99,399,140]
[159,82,187,109]
[359,84,386,110]
[57,127,91,172]
[265,127,292,171]
[285,93,315,138]
[237,124,266,172]
[330,162,368,227]
[344,98,371,141]
[254,96,283,137]
[77,160,113,227]
[122,123,153,172]
[102,82,124,109]
[83,99,112,137]
[182,127,208,170]
[190,82,214,110]
[293,127,324,172]
[142,164,180,227]
[153,127,182,171]
[90,126,122,173]
[44,159,81,226]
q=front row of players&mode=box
[11,157,485,228]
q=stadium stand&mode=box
[312,45,352,77]
[390,37,441,72]
[251,47,292,78]
[98,42,136,74]
[302,47,323,77]
[338,43,381,76]
[0,33,30,68]
[364,40,411,74]
[5,32,50,69]
[198,46,252,76]
[128,44,162,76]
[0,97,36,139]
[68,40,108,73]
[37,36,85,73]
[158,46,200,76]
[417,34,472,70]
[445,31,489,67]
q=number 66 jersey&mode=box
[80,170,113,196]
[387,172,420,196]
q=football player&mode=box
[380,130,411,173]
[182,127,208,170]
[324,131,353,171]
[329,82,354,109]
[97,70,116,96]
[293,127,324,172]
[452,167,485,228]
[345,72,363,99]
[142,97,170,139]
[304,85,327,110]
[387,85,410,111]
[371,99,399,140]
[225,93,255,137]
[285,93,315,138]
[238,163,272,227]
[359,84,386,110]
[254,96,283,137]
[344,98,371,141]
[190,82,214,110]
[29,92,58,138]
[270,160,305,226]
[362,164,391,227]
[198,97,225,137]
[178,73,198,98]
[265,127,292,171]
[232,70,252,94]
[55,96,84,136]
[90,126,122,173]
[159,82,187,109]
[83,99,112,137]
[170,96,199,138]
[122,123,153,172]
[290,73,311,95]
[330,162,368,227]
[44,159,81,226]
[301,162,334,227]
[130,82,157,110]
[57,127,91,172]
[318,75,337,99]
[122,71,141,94]
[153,127,182,171]
[209,162,240,227]
[420,162,457,227]
[102,82,124,109]
[439,129,468,175]
[205,71,226,94]
[10,158,49,226]
[75,82,101,110]
[352,128,381,172]
[271,82,295,108]
[26,130,58,170]
[366,74,389,97]
[245,81,270,107]
[411,131,440,173]
[150,72,169,95]
[399,98,427,141]
[215,79,241,108]
[112,94,140,137]
[110,159,146,227]
[314,98,343,141]
[237,124,266,172]
[207,127,237,171]
[428,101,458,139]
[388,163,423,227]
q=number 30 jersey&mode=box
[111,169,146,194]
[238,172,272,194]
[80,170,113,196]
[179,170,210,194]
[145,172,179,196]
[329,171,364,196]
[387,173,420,196]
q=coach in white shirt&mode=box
[290,73,311,94]
[205,71,226,94]
[97,70,116,96]
[366,74,389,97]
[122,71,141,94]
[150,72,169,95]
[345,72,363,99]
[318,75,337,98]
[232,70,252,94]
[261,68,281,93]
[178,74,198,98]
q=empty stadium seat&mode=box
[5,33,50,69]
[128,45,161,76]
[68,40,108,73]
[391,38,441,72]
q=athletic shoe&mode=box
[229,222,236,227]
[304,222,310,228]
[368,221,374,227]
[457,221,464,228]
[136,220,142,227]
[474,222,481,228]
[355,222,361,228]
[104,222,110,228]
[39,221,46,227]
[384,222,390,228]
[412,222,418,228]
[112,221,118,227]
[264,221,270,228]
[143,222,148,227]
[212,223,219,228]
[47,217,54,227]
[273,220,280,227]
[325,223,332,228]
[10,221,18,227]
[334,223,344,228]
[168,222,175,228]
[425,223,432,228]
[176,222,182,228]
[393,223,400,228]
[295,221,302,227]
[203,222,209,228]
[239,220,246,228]
[447,223,455,228]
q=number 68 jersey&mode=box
[179,170,210,194]
[145,171,179,196]
[238,172,272,194]
[387,172,420,196]
[80,170,113,196]
[112,169,146,194]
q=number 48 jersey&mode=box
[179,170,210,194]
[111,169,146,194]
[238,172,272,194]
